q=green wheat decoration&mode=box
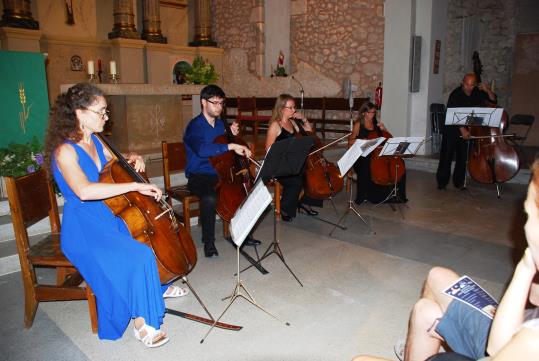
[18,82,32,134]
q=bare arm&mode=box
[55,144,162,201]
[95,136,146,172]
[487,248,536,355]
[348,121,360,147]
[294,112,314,133]
[490,327,539,361]
[265,121,281,152]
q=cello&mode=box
[368,129,406,187]
[209,119,253,223]
[291,118,344,200]
[97,134,197,284]
[467,52,519,191]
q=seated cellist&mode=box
[265,94,323,222]
[348,102,407,204]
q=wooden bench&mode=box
[223,96,369,155]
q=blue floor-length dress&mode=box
[52,134,166,340]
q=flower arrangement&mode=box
[184,56,219,85]
[0,138,44,178]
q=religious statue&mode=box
[273,51,287,77]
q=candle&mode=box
[87,60,94,75]
[110,60,117,75]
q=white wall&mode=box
[383,0,448,154]
[264,0,290,77]
[381,0,414,138]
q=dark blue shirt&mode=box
[183,112,229,177]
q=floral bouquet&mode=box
[0,137,44,178]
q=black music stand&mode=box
[374,137,425,218]
[241,136,314,286]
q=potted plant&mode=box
[184,56,219,85]
[0,138,44,178]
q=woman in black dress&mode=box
[265,93,322,221]
[348,102,407,204]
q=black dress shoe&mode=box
[298,204,318,216]
[204,243,219,257]
[244,237,262,246]
[281,214,293,222]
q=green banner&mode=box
[0,50,49,148]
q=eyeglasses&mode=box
[206,99,225,107]
[85,108,109,119]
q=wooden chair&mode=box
[5,169,97,333]
[161,141,230,236]
[161,141,200,235]
[236,97,257,137]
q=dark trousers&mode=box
[187,174,218,244]
[278,174,303,217]
[353,156,407,203]
[436,126,468,188]
[277,174,323,217]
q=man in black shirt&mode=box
[436,73,497,190]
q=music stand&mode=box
[328,137,384,236]
[374,137,426,217]
[241,136,314,286]
[200,180,289,343]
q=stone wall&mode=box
[212,0,384,98]
[211,0,259,74]
[291,0,384,97]
[444,0,516,109]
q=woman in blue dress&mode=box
[44,83,187,347]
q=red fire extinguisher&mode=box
[374,82,383,109]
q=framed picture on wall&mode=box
[70,55,83,71]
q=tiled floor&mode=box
[0,169,528,361]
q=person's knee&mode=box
[200,193,217,208]
[411,298,443,330]
[426,267,459,294]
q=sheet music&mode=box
[230,180,273,247]
[445,107,503,127]
[337,137,385,176]
[379,137,424,156]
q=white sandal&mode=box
[134,324,169,348]
[163,285,189,298]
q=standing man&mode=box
[183,85,261,258]
[436,73,497,190]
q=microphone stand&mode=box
[291,76,305,116]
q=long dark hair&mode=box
[44,83,104,172]
[357,102,381,138]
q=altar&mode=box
[60,84,204,154]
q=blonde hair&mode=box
[270,93,295,125]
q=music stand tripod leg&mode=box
[200,246,289,343]
[462,139,476,198]
[329,175,369,237]
[238,203,304,287]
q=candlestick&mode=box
[87,60,94,75]
[109,74,119,84]
[110,60,117,75]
